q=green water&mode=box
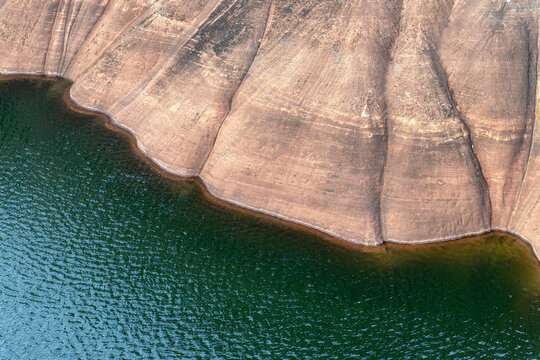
[0,79,539,359]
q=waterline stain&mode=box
[0,79,539,358]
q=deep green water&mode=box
[0,79,539,359]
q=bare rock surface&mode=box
[0,0,538,258]
[382,0,492,242]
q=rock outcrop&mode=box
[0,0,538,258]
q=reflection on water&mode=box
[0,79,539,359]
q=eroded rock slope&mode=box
[0,0,538,256]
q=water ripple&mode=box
[0,79,538,359]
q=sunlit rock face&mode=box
[0,0,538,255]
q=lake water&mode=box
[0,79,539,359]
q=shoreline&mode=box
[2,74,539,264]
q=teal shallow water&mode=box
[0,79,539,359]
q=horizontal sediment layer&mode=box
[0,0,538,261]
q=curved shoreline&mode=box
[1,74,538,264]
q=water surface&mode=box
[0,79,539,359]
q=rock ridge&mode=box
[0,0,538,259]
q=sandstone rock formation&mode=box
[0,0,538,258]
